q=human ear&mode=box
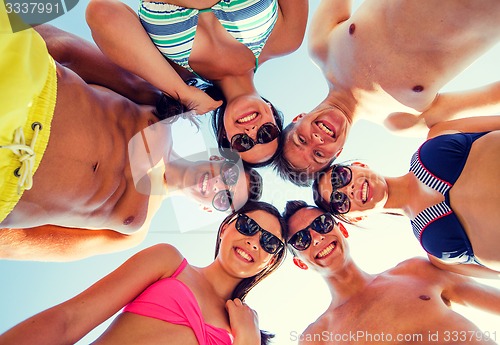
[351,161,368,168]
[293,256,308,270]
[199,205,214,213]
[220,223,229,237]
[292,113,305,123]
[209,155,224,161]
[339,223,349,238]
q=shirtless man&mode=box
[277,0,500,183]
[283,200,500,345]
[0,14,259,261]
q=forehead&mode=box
[287,207,324,237]
[244,209,282,239]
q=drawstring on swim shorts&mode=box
[0,122,42,194]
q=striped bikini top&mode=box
[139,0,279,73]
[408,132,488,265]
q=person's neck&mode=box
[323,259,375,307]
[215,72,259,102]
[199,260,243,302]
[383,173,415,216]
[163,154,191,195]
[323,87,357,125]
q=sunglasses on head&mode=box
[227,213,284,255]
[288,213,337,251]
[230,122,280,153]
[211,161,240,212]
[329,165,352,215]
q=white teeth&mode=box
[202,173,208,194]
[236,248,253,262]
[362,181,368,203]
[317,242,336,258]
[237,112,258,123]
[317,122,334,136]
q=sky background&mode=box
[1,0,500,344]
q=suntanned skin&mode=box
[313,0,500,119]
[284,0,500,172]
[286,206,500,345]
[0,26,161,234]
[0,25,242,261]
[0,208,284,345]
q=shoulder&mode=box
[389,257,442,277]
[298,313,330,344]
[388,257,469,285]
[134,243,185,277]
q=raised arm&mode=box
[385,82,500,135]
[308,0,353,65]
[439,263,500,316]
[0,224,147,262]
[428,255,500,280]
[424,82,500,129]
[85,0,221,115]
[427,115,500,139]
[0,243,183,345]
[34,24,161,106]
[260,0,308,60]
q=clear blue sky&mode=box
[1,1,499,344]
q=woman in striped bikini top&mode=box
[87,0,308,167]
[311,116,500,279]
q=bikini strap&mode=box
[171,258,188,278]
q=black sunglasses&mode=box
[288,213,337,251]
[228,213,284,255]
[211,161,240,212]
[230,122,280,153]
[329,165,352,214]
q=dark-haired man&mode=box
[277,0,500,184]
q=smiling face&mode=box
[283,104,350,173]
[317,163,388,217]
[184,159,250,212]
[287,207,348,272]
[218,210,283,277]
[223,95,279,165]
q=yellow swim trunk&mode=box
[0,5,57,223]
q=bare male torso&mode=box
[0,63,161,234]
[321,0,500,120]
[302,259,496,345]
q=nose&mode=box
[312,132,324,144]
[210,176,226,194]
[244,125,258,140]
[312,232,325,247]
[338,182,355,199]
[246,237,259,251]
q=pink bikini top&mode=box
[123,259,233,345]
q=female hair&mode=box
[246,167,264,202]
[214,200,287,345]
[205,84,285,168]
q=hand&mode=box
[180,85,223,115]
[226,298,261,345]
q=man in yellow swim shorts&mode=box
[0,10,261,261]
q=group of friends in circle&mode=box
[1,0,500,344]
